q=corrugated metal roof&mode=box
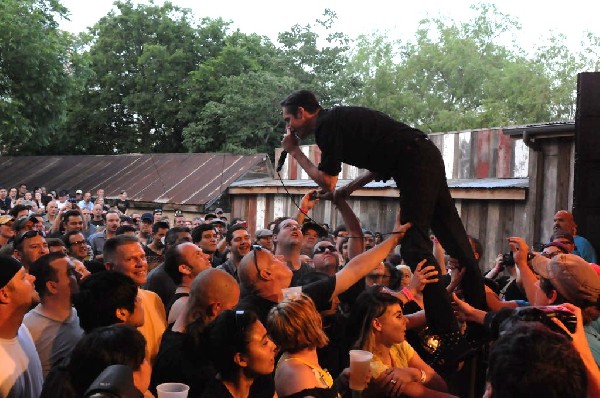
[0,153,270,207]
[230,177,528,190]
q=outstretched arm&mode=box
[295,189,319,225]
[333,211,411,297]
[333,196,364,259]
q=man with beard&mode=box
[144,221,169,271]
[0,255,43,397]
[273,218,314,287]
[88,210,121,261]
[24,253,84,377]
[552,210,597,263]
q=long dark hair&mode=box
[346,285,403,353]
[202,310,259,380]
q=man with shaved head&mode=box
[553,210,597,263]
[151,268,240,396]
[237,212,411,325]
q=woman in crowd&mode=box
[268,294,350,398]
[201,309,277,398]
[347,285,454,398]
[41,324,150,398]
[72,271,144,333]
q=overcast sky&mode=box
[58,0,599,54]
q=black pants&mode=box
[396,137,486,334]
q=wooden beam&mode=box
[228,187,526,201]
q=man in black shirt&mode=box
[236,213,410,325]
[280,90,487,367]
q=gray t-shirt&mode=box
[23,305,84,377]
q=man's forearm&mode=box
[340,171,377,196]
[334,197,364,259]
[289,148,336,192]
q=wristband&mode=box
[419,369,427,383]
[401,287,414,302]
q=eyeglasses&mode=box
[314,245,337,254]
[69,240,87,247]
[14,230,44,248]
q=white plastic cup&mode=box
[349,349,373,391]
[281,286,302,300]
[156,383,190,398]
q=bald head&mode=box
[238,249,261,293]
[553,210,577,235]
[185,268,240,327]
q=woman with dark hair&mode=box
[347,285,453,398]
[201,309,277,398]
[268,294,350,398]
[41,324,150,398]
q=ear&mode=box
[259,268,273,280]
[104,262,113,271]
[473,251,480,261]
[0,287,11,304]
[13,250,22,261]
[206,302,220,318]
[178,264,191,276]
[548,289,558,304]
[115,308,130,323]
[372,317,382,332]
[46,280,58,295]
[233,352,248,368]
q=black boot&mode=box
[429,330,480,376]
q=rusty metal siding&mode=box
[0,153,268,207]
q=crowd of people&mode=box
[0,181,598,398]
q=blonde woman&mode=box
[268,294,350,398]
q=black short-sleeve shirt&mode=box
[316,107,426,177]
[236,276,337,325]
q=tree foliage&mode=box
[0,0,71,154]
[343,3,589,133]
[1,2,599,156]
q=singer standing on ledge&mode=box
[280,90,486,345]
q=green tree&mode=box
[0,0,71,154]
[344,4,565,132]
[65,0,217,154]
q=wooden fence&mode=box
[230,126,577,270]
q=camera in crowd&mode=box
[500,251,515,268]
[488,305,577,339]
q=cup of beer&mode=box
[349,349,373,391]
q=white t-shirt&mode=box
[0,324,43,398]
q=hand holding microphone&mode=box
[278,127,300,172]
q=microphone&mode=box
[276,151,287,173]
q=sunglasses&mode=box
[252,246,265,279]
[14,230,44,248]
[314,245,337,254]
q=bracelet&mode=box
[419,368,427,383]
[401,287,415,302]
[299,208,308,215]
